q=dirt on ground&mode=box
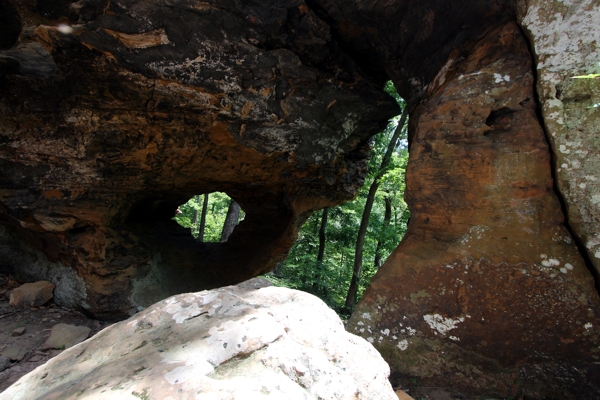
[0,274,115,392]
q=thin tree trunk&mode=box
[374,196,392,268]
[198,193,209,242]
[344,107,408,313]
[312,207,329,292]
[192,195,200,237]
[220,199,241,242]
[272,262,284,277]
[317,208,329,263]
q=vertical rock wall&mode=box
[347,21,600,399]
[517,0,600,281]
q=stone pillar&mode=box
[348,21,600,399]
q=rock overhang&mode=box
[0,0,401,318]
[1,1,600,396]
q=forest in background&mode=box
[174,82,409,317]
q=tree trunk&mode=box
[192,195,200,238]
[374,196,392,268]
[317,208,329,263]
[220,199,241,242]
[344,107,408,313]
[312,207,329,293]
[198,193,209,242]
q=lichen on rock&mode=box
[0,278,397,400]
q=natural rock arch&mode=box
[0,0,599,397]
[0,0,398,318]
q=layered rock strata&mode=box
[0,0,397,318]
[348,21,600,398]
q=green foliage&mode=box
[571,73,600,79]
[173,192,243,242]
[173,81,409,318]
[266,81,410,317]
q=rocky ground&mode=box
[0,274,115,392]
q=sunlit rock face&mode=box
[517,0,600,281]
[0,0,397,318]
[0,279,397,400]
[348,21,600,399]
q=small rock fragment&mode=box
[42,323,91,350]
[9,281,55,308]
[396,390,415,400]
[11,327,25,337]
[2,346,27,362]
[0,356,10,372]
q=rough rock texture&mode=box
[0,357,9,372]
[1,278,397,400]
[42,323,91,350]
[9,281,55,308]
[0,0,397,318]
[2,0,600,396]
[1,346,27,362]
[347,21,600,399]
[516,0,600,280]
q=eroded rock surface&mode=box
[0,0,397,318]
[347,21,600,399]
[1,278,397,400]
[1,0,599,396]
[517,0,600,280]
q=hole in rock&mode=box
[265,81,410,318]
[485,107,515,128]
[174,192,245,243]
[0,0,21,50]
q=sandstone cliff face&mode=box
[517,0,600,282]
[1,0,600,397]
[0,0,396,318]
[347,19,600,400]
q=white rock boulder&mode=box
[1,278,396,400]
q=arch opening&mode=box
[266,81,410,317]
[174,192,246,243]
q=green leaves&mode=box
[174,192,243,241]
[266,81,410,317]
[571,73,600,79]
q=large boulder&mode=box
[0,278,397,400]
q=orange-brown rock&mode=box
[9,281,55,308]
[0,0,397,318]
[347,22,600,399]
[1,0,599,396]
